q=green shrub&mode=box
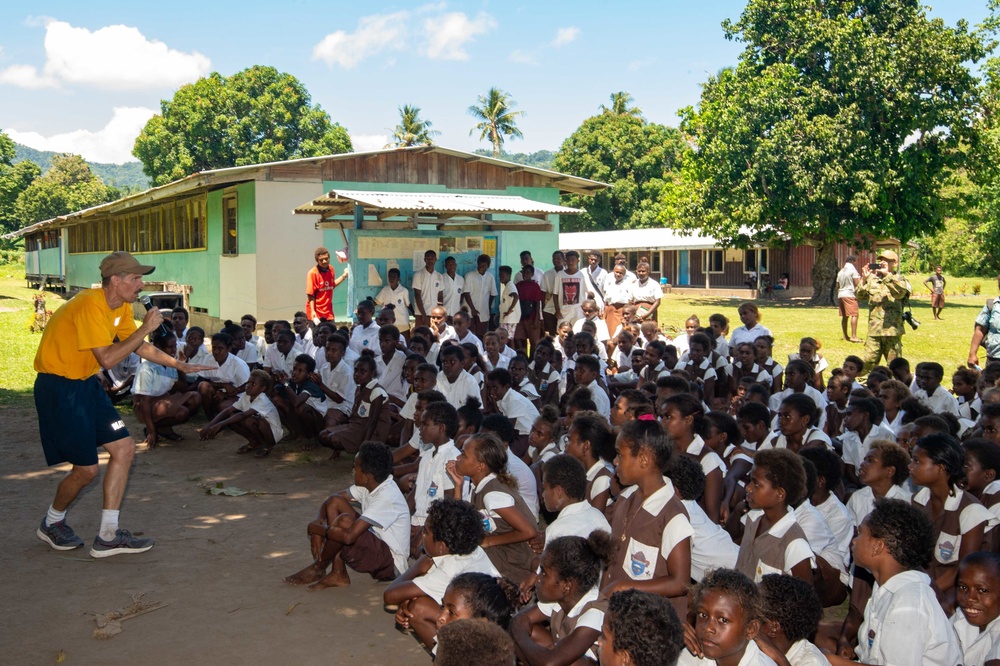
[973,283,982,295]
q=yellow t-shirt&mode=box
[34,288,139,380]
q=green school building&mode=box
[10,146,604,330]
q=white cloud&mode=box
[422,11,497,61]
[552,27,580,47]
[0,19,211,91]
[312,11,408,69]
[508,50,538,66]
[6,107,157,164]
[313,7,496,68]
[350,134,390,153]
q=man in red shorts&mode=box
[306,247,348,323]
[836,254,862,343]
[34,252,215,557]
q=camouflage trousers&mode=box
[862,335,902,374]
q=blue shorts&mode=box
[34,373,131,466]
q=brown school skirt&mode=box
[838,297,859,317]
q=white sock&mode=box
[45,505,66,527]
[99,510,120,540]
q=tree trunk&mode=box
[810,240,838,306]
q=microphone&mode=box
[139,295,173,338]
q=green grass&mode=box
[0,262,991,407]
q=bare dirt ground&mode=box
[0,402,429,665]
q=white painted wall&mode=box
[253,180,327,323]
[218,253,258,323]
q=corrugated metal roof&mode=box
[560,228,741,251]
[295,190,584,218]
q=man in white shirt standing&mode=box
[440,256,464,319]
[837,255,862,343]
[541,250,565,338]
[412,250,444,330]
[462,253,498,339]
[554,250,587,327]
[585,251,607,311]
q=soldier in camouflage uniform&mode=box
[855,250,911,373]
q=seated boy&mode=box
[376,324,407,403]
[375,267,411,338]
[274,353,327,441]
[574,354,611,421]
[486,368,539,457]
[913,361,960,417]
[315,333,356,429]
[199,369,283,457]
[284,441,410,590]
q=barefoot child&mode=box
[602,418,693,618]
[383,497,500,649]
[408,401,462,557]
[283,441,409,590]
[511,532,614,664]
[132,330,202,448]
[274,354,327,440]
[197,331,251,419]
[447,433,539,583]
[315,333,356,430]
[199,369,282,457]
[679,567,775,665]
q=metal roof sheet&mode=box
[294,190,584,218]
[560,227,737,251]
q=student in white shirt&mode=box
[844,498,962,666]
[132,330,201,447]
[497,265,520,337]
[487,368,539,458]
[435,345,482,409]
[375,324,408,402]
[800,447,854,564]
[411,250,443,328]
[840,397,895,483]
[913,361,960,417]
[198,331,252,419]
[383,497,500,650]
[572,299,611,344]
[375,267,412,336]
[573,355,611,421]
[199,369,282,456]
[950,552,1000,666]
[316,333,356,428]
[462,253,498,338]
[451,310,484,355]
[757,573,831,666]
[630,261,662,323]
[439,256,464,317]
[668,456,738,583]
[283,441,410,589]
[846,440,913,529]
[729,302,772,349]
[349,299,380,356]
[481,413,540,519]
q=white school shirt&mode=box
[729,323,773,349]
[587,461,614,507]
[731,360,772,384]
[106,352,140,389]
[516,376,540,400]
[250,334,266,359]
[133,361,178,397]
[235,343,259,366]
[544,501,612,545]
[320,360,356,416]
[463,269,498,317]
[542,267,561,315]
[880,410,907,436]
[785,639,830,666]
[178,344,213,380]
[678,638,778,666]
[686,434,727,476]
[201,353,251,387]
[499,281,520,324]
[913,385,961,417]
[681,498,739,582]
[815,493,854,563]
[348,321,380,355]
[841,424,896,470]
[442,273,465,316]
[912,487,999,567]
[847,484,912,528]
[952,608,1000,666]
[436,370,481,409]
[348,478,411,576]
[497,388,540,436]
[263,346,296,375]
[793,501,847,578]
[577,379,611,421]
[602,276,634,306]
[376,349,407,401]
[554,269,587,324]
[411,268,443,316]
[412,440,461,527]
[506,453,540,519]
[572,316,611,343]
[455,330,484,356]
[414,546,500,604]
[232,391,283,443]
[630,278,661,305]
[675,357,719,383]
[856,570,963,666]
[375,284,412,332]
[484,354,510,372]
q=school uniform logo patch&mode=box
[479,510,494,534]
[630,551,649,577]
[938,538,957,563]
[427,482,438,498]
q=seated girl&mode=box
[437,571,520,634]
[199,369,282,457]
[764,393,831,453]
[132,329,202,448]
[951,551,1000,666]
[384,497,499,650]
[447,433,539,584]
[564,411,617,517]
[511,532,614,665]
[196,331,251,419]
[318,350,390,459]
[599,589,684,666]
[662,394,726,524]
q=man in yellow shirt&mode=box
[34,252,214,558]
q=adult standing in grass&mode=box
[856,250,911,374]
[33,252,214,558]
[968,273,1000,369]
[924,266,946,321]
[836,255,862,343]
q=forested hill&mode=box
[13,143,150,190]
[473,149,555,170]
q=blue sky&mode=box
[0,1,992,164]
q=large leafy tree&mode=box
[671,0,984,303]
[134,65,352,186]
[0,130,41,239]
[388,105,440,147]
[554,112,686,232]
[600,91,643,118]
[14,154,118,226]
[468,87,524,157]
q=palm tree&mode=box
[600,91,643,118]
[468,87,524,157]
[388,105,440,147]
